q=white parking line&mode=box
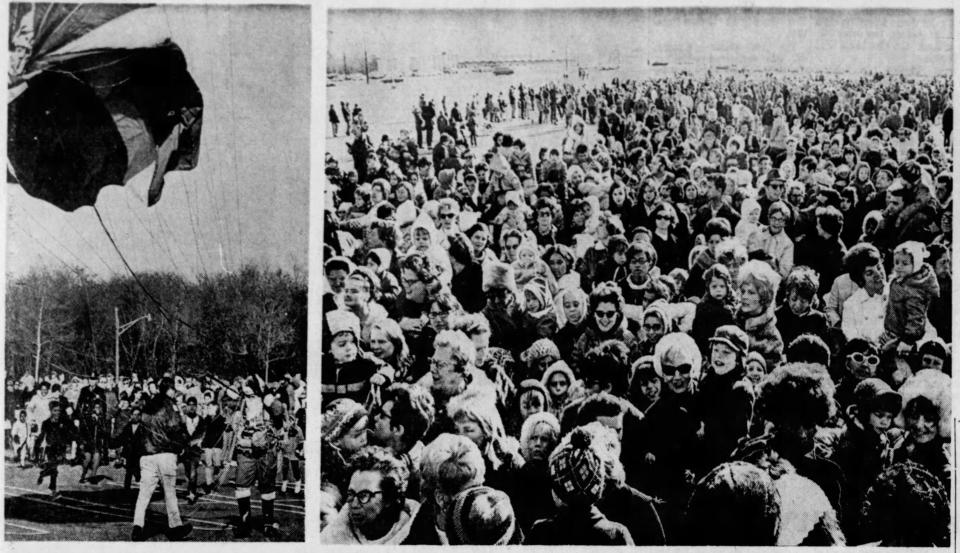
[5,521,50,536]
[5,485,228,531]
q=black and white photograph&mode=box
[321,3,953,546]
[5,3,309,541]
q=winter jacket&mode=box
[528,505,634,545]
[692,297,735,354]
[141,396,188,456]
[735,309,784,369]
[451,262,486,313]
[795,234,847,296]
[569,318,637,377]
[320,352,392,408]
[320,498,421,544]
[775,305,829,348]
[695,368,755,472]
[598,481,667,545]
[884,263,940,345]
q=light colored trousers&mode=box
[133,452,183,528]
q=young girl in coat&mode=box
[691,264,737,355]
[882,241,940,354]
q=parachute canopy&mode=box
[8,3,203,211]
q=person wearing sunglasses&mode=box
[320,445,419,544]
[570,283,636,374]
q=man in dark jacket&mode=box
[131,379,192,541]
[117,405,145,490]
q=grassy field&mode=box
[4,457,304,542]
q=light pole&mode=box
[115,307,152,381]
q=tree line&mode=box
[5,265,307,382]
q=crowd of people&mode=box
[321,68,952,546]
[5,371,306,541]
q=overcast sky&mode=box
[7,5,310,280]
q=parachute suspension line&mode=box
[92,205,198,333]
[15,205,98,276]
[148,198,194,275]
[227,9,244,264]
[182,175,209,275]
[10,218,87,278]
[121,193,185,276]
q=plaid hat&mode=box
[549,427,605,505]
[321,399,367,444]
[710,325,749,356]
[447,486,518,545]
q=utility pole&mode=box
[115,307,152,381]
[343,53,347,75]
[364,49,369,84]
[34,296,44,381]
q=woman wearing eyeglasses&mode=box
[320,445,420,544]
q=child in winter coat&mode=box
[321,310,394,408]
[513,242,556,292]
[831,378,903,543]
[775,266,829,348]
[696,325,755,473]
[520,278,559,339]
[882,241,940,354]
[691,264,737,354]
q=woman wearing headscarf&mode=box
[553,288,590,361]
[450,399,524,498]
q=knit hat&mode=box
[916,338,949,364]
[775,472,837,546]
[745,351,767,372]
[482,261,518,295]
[898,160,922,185]
[549,427,606,505]
[853,378,902,416]
[447,486,518,545]
[710,325,750,356]
[518,379,550,408]
[520,338,561,367]
[326,310,360,341]
[321,398,367,443]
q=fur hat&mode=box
[686,461,781,545]
[898,160,922,185]
[541,360,577,392]
[853,378,902,416]
[549,427,606,505]
[896,369,951,438]
[710,325,750,356]
[775,472,839,546]
[483,261,518,296]
[447,486,518,545]
[326,310,360,341]
[321,398,367,444]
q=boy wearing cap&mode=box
[832,378,903,543]
[696,325,755,472]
